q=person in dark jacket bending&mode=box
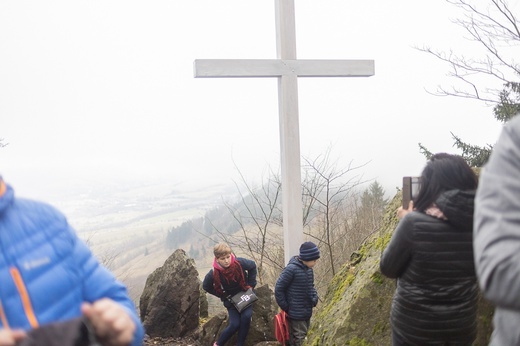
[202,242,257,346]
[380,153,479,345]
[275,242,320,346]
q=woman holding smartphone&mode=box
[380,153,479,345]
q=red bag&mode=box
[274,310,289,344]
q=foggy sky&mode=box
[1,1,504,207]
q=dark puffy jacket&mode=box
[275,256,318,321]
[202,257,257,309]
[380,189,478,345]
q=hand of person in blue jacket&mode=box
[81,298,136,346]
[0,328,26,346]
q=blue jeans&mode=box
[217,305,253,346]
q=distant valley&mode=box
[51,178,238,303]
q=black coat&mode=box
[202,257,257,309]
[275,256,318,321]
[380,189,478,345]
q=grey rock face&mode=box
[140,249,202,338]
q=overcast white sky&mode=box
[1,1,505,205]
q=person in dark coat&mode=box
[202,242,257,346]
[275,241,320,346]
[380,153,479,345]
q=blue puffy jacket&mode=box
[275,256,318,321]
[0,181,144,346]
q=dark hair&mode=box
[413,153,478,212]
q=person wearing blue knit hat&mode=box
[275,241,320,346]
[298,241,321,261]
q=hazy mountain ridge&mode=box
[54,179,235,230]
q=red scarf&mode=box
[213,253,250,296]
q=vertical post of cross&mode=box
[274,0,304,265]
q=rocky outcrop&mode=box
[195,284,279,346]
[139,249,204,338]
[306,193,494,345]
[199,285,209,319]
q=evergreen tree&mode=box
[358,181,387,232]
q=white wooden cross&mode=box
[194,0,374,265]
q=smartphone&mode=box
[402,176,421,209]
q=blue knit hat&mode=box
[299,241,320,261]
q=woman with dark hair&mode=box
[380,153,479,345]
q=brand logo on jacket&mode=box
[23,257,51,270]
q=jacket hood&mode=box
[435,189,475,231]
[288,256,306,269]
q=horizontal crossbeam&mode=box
[194,59,375,78]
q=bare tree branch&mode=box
[418,0,520,104]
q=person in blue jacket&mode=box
[202,242,257,346]
[275,241,320,346]
[0,177,144,346]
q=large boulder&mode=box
[196,284,279,346]
[139,249,203,338]
[306,193,494,345]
